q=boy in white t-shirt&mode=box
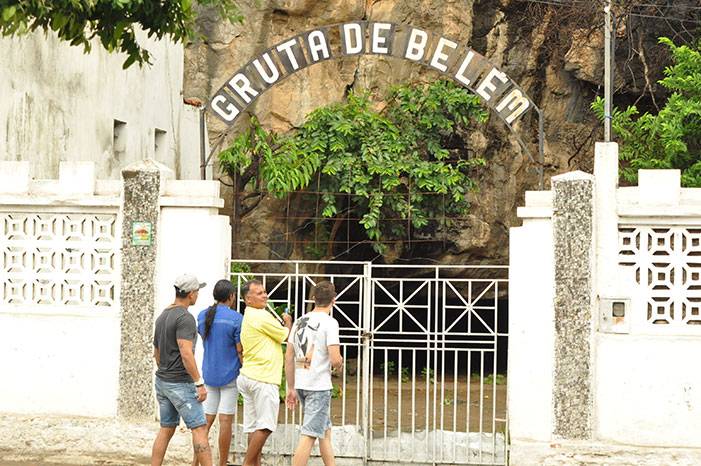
[285,281,343,466]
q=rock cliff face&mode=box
[184,0,692,263]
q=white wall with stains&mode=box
[0,29,204,180]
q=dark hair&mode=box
[174,286,190,299]
[312,281,336,306]
[203,280,236,340]
[241,279,262,300]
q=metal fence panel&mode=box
[229,260,508,465]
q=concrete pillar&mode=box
[552,170,596,439]
[117,160,171,419]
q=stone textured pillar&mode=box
[118,160,164,419]
[552,170,596,439]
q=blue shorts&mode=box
[297,389,332,438]
[155,377,206,429]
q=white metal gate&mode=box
[229,260,508,465]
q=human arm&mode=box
[284,342,297,409]
[233,318,243,365]
[177,338,207,402]
[327,319,343,372]
[328,344,343,372]
[259,313,292,343]
[153,330,160,366]
[236,342,243,365]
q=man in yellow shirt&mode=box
[237,279,292,466]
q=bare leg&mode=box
[192,424,213,466]
[242,429,271,466]
[151,426,176,466]
[192,414,217,466]
[292,435,317,466]
[217,414,234,466]
[318,429,335,466]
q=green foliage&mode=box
[378,361,409,382]
[230,261,253,284]
[279,370,287,402]
[421,367,435,383]
[379,361,396,375]
[270,302,292,317]
[592,37,701,186]
[331,383,342,399]
[478,373,507,385]
[219,80,488,255]
[400,366,410,383]
[0,0,242,68]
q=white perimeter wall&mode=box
[509,144,701,453]
[0,163,230,418]
[2,311,121,417]
[596,334,701,447]
[0,163,123,417]
[593,166,701,447]
[508,193,554,441]
[156,181,232,366]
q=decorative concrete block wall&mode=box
[0,160,230,419]
[0,161,122,417]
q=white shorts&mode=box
[236,374,280,433]
[203,380,239,416]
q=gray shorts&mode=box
[297,389,332,438]
[203,380,239,416]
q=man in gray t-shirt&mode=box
[154,305,197,382]
[151,274,212,466]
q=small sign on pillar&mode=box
[131,221,153,246]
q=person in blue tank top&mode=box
[194,279,243,466]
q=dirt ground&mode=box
[1,376,506,465]
[277,374,507,434]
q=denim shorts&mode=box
[155,376,206,429]
[297,389,332,438]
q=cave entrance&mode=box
[230,260,508,465]
[210,19,531,466]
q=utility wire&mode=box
[517,0,701,23]
[518,0,701,13]
[628,3,701,10]
[629,12,701,24]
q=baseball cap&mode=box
[174,274,206,293]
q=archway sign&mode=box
[209,21,544,185]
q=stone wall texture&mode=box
[551,171,595,439]
[118,165,161,419]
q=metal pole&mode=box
[199,107,207,179]
[604,0,613,141]
[361,262,372,465]
[538,109,544,189]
